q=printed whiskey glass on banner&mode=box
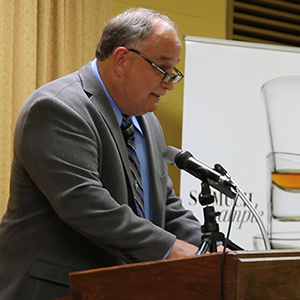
[261,76,300,249]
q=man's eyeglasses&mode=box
[128,48,184,84]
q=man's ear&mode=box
[112,47,129,77]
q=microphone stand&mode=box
[195,178,243,255]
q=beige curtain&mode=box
[0,0,113,217]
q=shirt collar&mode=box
[91,59,143,135]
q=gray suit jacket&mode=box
[0,62,201,299]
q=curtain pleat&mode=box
[0,0,113,217]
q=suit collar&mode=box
[79,62,132,179]
[79,62,146,212]
[78,61,118,131]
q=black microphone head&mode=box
[162,146,193,170]
[174,150,192,169]
[163,146,237,198]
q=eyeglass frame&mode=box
[127,48,184,84]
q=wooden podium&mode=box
[56,250,300,300]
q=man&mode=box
[0,7,202,300]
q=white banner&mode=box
[181,36,300,250]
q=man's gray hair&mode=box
[95,7,178,60]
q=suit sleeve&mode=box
[164,176,202,247]
[142,113,202,248]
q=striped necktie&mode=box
[121,116,145,217]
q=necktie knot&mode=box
[121,115,134,142]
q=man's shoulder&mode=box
[29,62,95,101]
[36,61,93,94]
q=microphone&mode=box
[163,146,237,198]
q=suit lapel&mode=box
[78,62,164,221]
[78,62,132,184]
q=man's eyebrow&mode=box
[160,56,172,60]
[159,56,181,63]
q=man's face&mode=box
[121,23,182,116]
